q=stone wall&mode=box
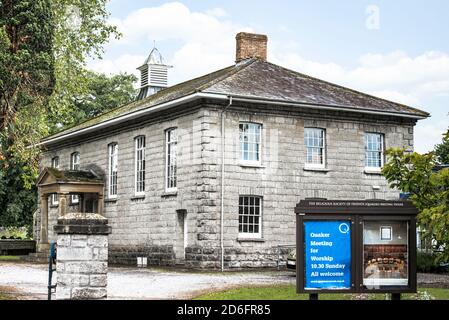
[55,232,109,299]
[41,107,209,267]
[39,102,416,268]
[189,104,415,268]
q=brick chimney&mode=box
[235,32,268,63]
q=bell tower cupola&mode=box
[137,45,172,100]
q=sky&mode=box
[87,0,449,153]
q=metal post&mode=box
[47,241,57,300]
[391,293,401,300]
[309,293,318,300]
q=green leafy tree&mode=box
[0,0,55,163]
[48,0,121,132]
[0,1,129,231]
[382,148,449,262]
[0,0,55,229]
[65,71,137,127]
[435,128,449,164]
[0,0,55,132]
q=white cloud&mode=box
[89,53,145,75]
[91,2,251,84]
[204,7,228,18]
[272,49,449,107]
[88,2,449,153]
[414,117,449,154]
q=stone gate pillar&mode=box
[54,212,111,300]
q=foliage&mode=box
[417,251,442,273]
[0,226,28,239]
[0,156,37,229]
[47,0,121,132]
[0,0,55,132]
[0,0,55,170]
[435,128,449,165]
[382,148,449,262]
[65,71,137,127]
[0,1,130,232]
[0,0,53,229]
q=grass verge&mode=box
[194,284,449,300]
[0,256,20,261]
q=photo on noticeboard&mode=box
[363,221,409,287]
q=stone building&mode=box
[34,32,428,268]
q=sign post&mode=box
[296,199,418,299]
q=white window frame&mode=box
[304,128,326,169]
[365,133,384,171]
[51,157,59,206]
[165,128,178,192]
[238,195,263,239]
[239,122,262,166]
[70,152,80,204]
[70,152,80,171]
[134,136,146,196]
[108,143,118,199]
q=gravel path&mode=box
[0,262,295,300]
[2,261,447,299]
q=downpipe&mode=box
[221,96,233,272]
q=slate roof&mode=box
[43,58,428,142]
[42,168,103,184]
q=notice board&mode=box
[304,221,351,290]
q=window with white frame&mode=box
[51,157,59,206]
[70,152,80,204]
[70,152,80,170]
[304,128,326,167]
[135,136,146,195]
[238,196,262,238]
[165,128,177,191]
[365,133,384,168]
[108,143,118,198]
[239,123,262,164]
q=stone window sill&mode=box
[104,198,118,203]
[49,205,59,208]
[237,238,265,243]
[131,195,145,201]
[364,168,382,175]
[303,167,330,173]
[239,162,266,169]
[161,191,178,198]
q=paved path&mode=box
[0,262,295,300]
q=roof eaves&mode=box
[202,92,429,119]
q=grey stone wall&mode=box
[56,233,109,299]
[41,107,208,267]
[194,105,415,268]
[39,103,416,268]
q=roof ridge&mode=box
[197,58,257,92]
[263,60,429,117]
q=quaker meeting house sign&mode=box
[295,199,418,296]
[304,220,351,290]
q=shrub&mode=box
[0,226,28,240]
[417,251,441,273]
